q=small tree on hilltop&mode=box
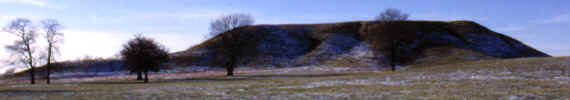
[205,13,255,39]
[367,8,412,71]
[209,27,263,76]
[375,8,409,22]
[121,34,169,83]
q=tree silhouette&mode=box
[210,27,263,76]
[206,13,255,39]
[363,22,414,71]
[375,8,409,22]
[3,18,39,84]
[41,19,64,84]
[121,34,169,83]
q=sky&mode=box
[0,0,569,73]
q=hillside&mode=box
[173,20,549,68]
[0,56,567,99]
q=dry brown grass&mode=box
[175,20,546,67]
[0,57,568,99]
[411,47,497,67]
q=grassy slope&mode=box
[0,57,568,99]
[173,20,549,67]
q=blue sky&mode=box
[0,0,569,72]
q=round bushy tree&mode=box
[121,34,169,83]
[375,8,409,22]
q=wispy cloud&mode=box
[533,14,570,24]
[0,0,46,7]
[0,32,15,59]
[0,15,48,23]
[413,12,489,21]
[107,9,236,21]
[495,24,525,33]
[0,31,21,75]
[0,0,65,8]
[58,29,131,60]
[528,43,570,56]
[59,29,200,61]
[257,15,374,24]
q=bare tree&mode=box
[363,22,415,72]
[375,8,409,22]
[206,13,254,39]
[41,19,64,84]
[3,18,39,84]
[121,34,169,83]
[369,8,410,71]
[210,27,264,76]
[390,40,404,71]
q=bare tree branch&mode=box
[206,13,255,39]
[41,19,64,84]
[3,18,38,84]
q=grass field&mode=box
[0,57,568,100]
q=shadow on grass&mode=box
[0,90,83,94]
[81,81,147,85]
[163,73,354,82]
[238,73,354,78]
[77,76,262,85]
[80,73,355,85]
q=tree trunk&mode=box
[30,67,35,84]
[25,39,35,84]
[46,62,51,84]
[144,69,149,83]
[563,67,567,77]
[109,61,114,72]
[226,62,234,76]
[46,45,52,84]
[136,71,143,80]
[391,40,396,72]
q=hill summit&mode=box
[174,20,549,68]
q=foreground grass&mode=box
[0,57,569,100]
